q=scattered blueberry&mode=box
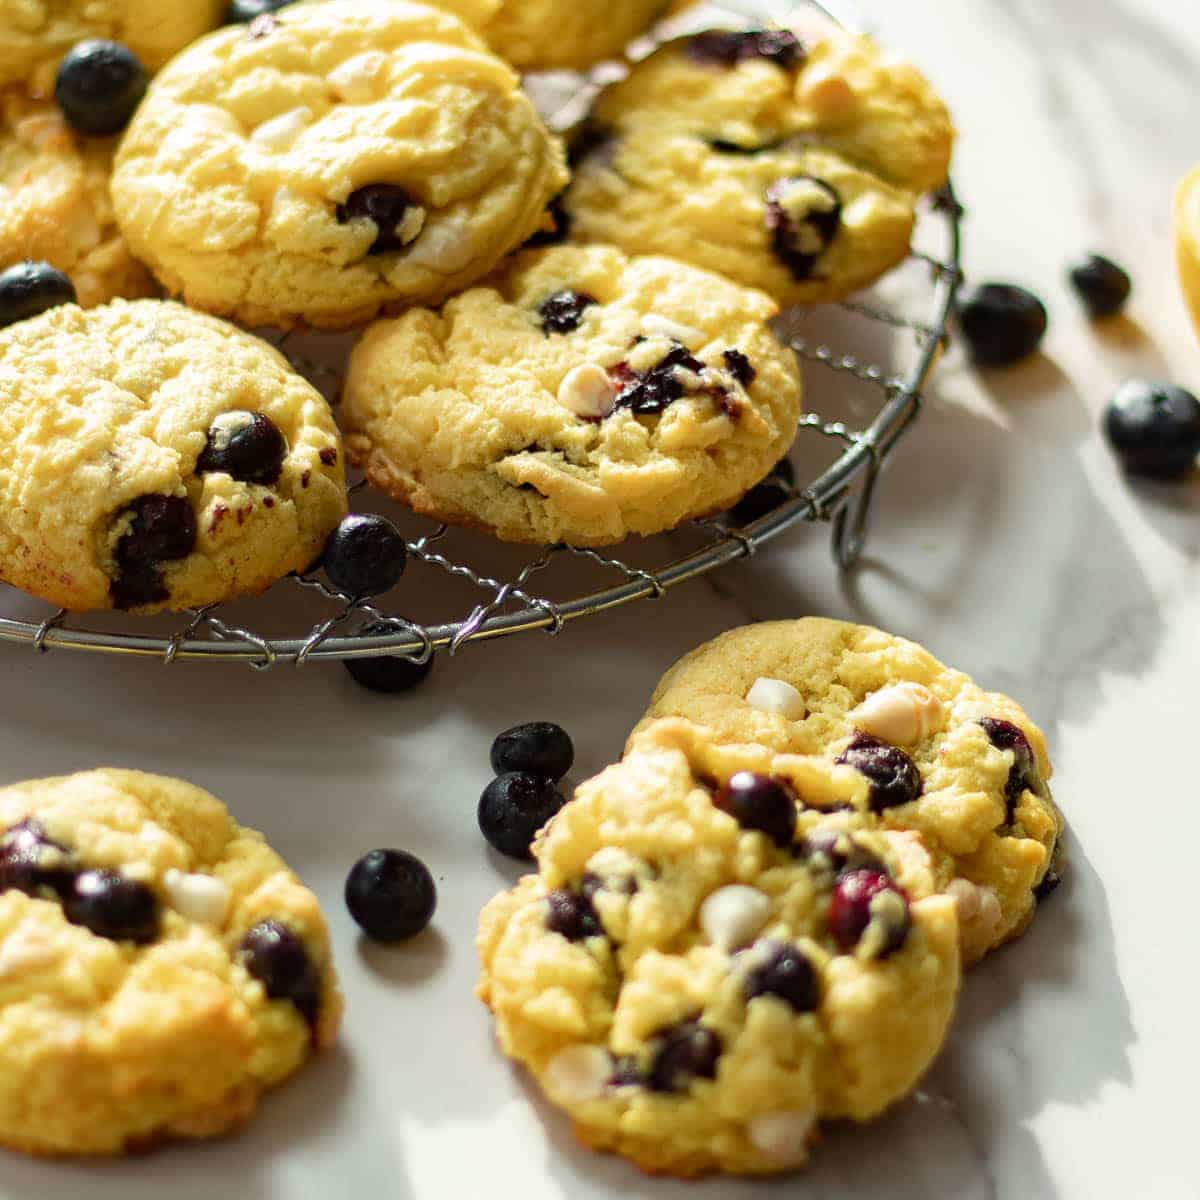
[63,869,159,944]
[794,830,884,877]
[238,920,321,1028]
[322,514,407,597]
[722,349,756,388]
[611,343,706,415]
[0,820,75,898]
[490,722,574,781]
[730,457,795,524]
[647,1019,722,1092]
[828,868,909,957]
[1103,380,1200,480]
[54,40,147,136]
[345,849,437,943]
[545,888,602,942]
[686,29,804,70]
[226,0,295,21]
[537,290,597,335]
[196,412,287,485]
[0,261,76,328]
[836,735,922,812]
[343,623,434,694]
[956,282,1047,366]
[744,942,820,1012]
[713,772,797,848]
[765,176,842,281]
[111,494,197,609]
[336,185,419,254]
[978,717,1038,822]
[1069,254,1131,319]
[478,772,566,860]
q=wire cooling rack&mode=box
[0,0,962,669]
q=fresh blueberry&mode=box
[765,176,842,280]
[477,772,566,860]
[54,40,147,136]
[978,717,1038,822]
[544,888,602,942]
[345,849,437,943]
[226,0,295,20]
[490,722,574,781]
[956,282,1047,366]
[336,185,419,254]
[647,1019,722,1092]
[0,819,75,898]
[686,29,804,70]
[1103,380,1200,480]
[64,869,159,944]
[0,261,76,328]
[744,942,820,1012]
[238,920,321,1028]
[110,494,197,609]
[1069,254,1131,319]
[713,772,797,848]
[836,734,922,812]
[828,868,909,957]
[537,290,597,335]
[321,514,407,597]
[196,412,287,485]
[794,830,884,877]
[343,623,434,694]
[730,457,794,524]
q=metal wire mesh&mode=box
[0,0,963,669]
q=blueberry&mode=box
[0,261,76,328]
[54,40,147,136]
[828,869,909,957]
[344,623,434,694]
[238,920,321,1027]
[1103,380,1200,480]
[196,412,287,485]
[730,457,794,524]
[537,290,597,335]
[794,830,884,877]
[321,514,407,597]
[110,494,197,610]
[722,349,756,387]
[611,344,705,415]
[647,1019,722,1092]
[345,849,437,943]
[765,176,842,281]
[477,772,566,860]
[64,869,159,944]
[713,772,797,848]
[836,735,922,813]
[0,819,75,898]
[978,717,1038,822]
[1069,254,1131,319]
[336,185,419,254]
[226,0,295,21]
[686,29,804,70]
[744,942,820,1012]
[490,722,574,781]
[545,888,602,941]
[956,282,1047,366]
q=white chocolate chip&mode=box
[557,363,617,420]
[250,107,312,151]
[849,682,944,746]
[746,677,806,720]
[542,1045,612,1105]
[403,220,473,273]
[206,410,256,453]
[640,314,705,346]
[748,1110,816,1166]
[163,869,231,926]
[328,51,387,103]
[699,885,772,952]
[946,878,1002,941]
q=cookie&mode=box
[0,768,341,1156]
[0,298,346,612]
[477,719,960,1177]
[562,27,954,306]
[0,90,156,306]
[633,619,1064,965]
[1175,165,1200,342]
[0,0,225,91]
[110,0,569,329]
[341,243,803,545]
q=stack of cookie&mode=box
[0,0,953,611]
[478,617,1064,1176]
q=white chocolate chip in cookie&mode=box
[557,363,617,420]
[748,1110,817,1166]
[745,676,806,720]
[849,682,944,745]
[250,107,312,151]
[543,1045,612,1105]
[946,877,1003,943]
[700,884,771,952]
[163,869,231,925]
[328,51,388,103]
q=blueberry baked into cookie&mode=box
[110,0,569,329]
[478,719,960,1177]
[563,26,954,305]
[633,618,1064,965]
[0,768,341,1156]
[0,298,346,612]
[341,243,803,545]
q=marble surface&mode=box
[3,1,1200,1197]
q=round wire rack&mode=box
[0,0,963,669]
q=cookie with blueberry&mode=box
[0,298,346,612]
[110,0,568,329]
[1176,165,1200,344]
[477,719,960,1177]
[562,26,954,306]
[341,243,803,545]
[0,768,341,1156]
[633,618,1064,965]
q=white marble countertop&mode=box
[4,2,1200,1197]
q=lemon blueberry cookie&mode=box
[0,768,341,1156]
[0,298,346,612]
[633,618,1063,965]
[477,718,960,1177]
[1175,165,1200,342]
[110,0,569,329]
[341,243,803,545]
[562,27,954,305]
